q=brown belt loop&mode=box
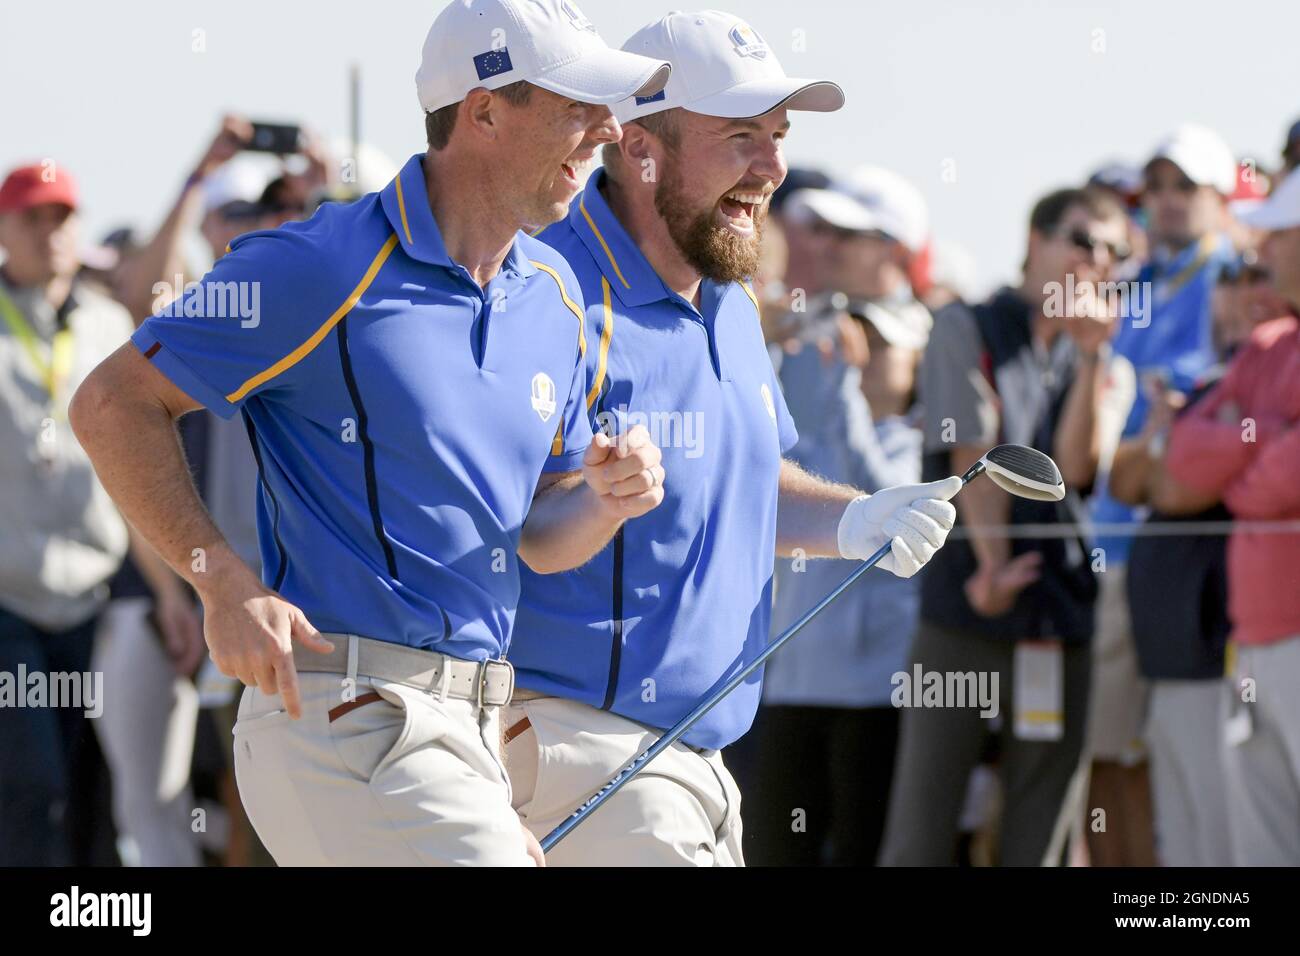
[503,716,532,744]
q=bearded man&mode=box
[502,10,964,866]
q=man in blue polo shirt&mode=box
[70,0,672,867]
[504,11,962,866]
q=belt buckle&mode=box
[478,658,515,707]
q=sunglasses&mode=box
[1059,226,1130,262]
[1219,263,1270,286]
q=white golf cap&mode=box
[415,0,670,113]
[1145,123,1238,195]
[848,299,932,351]
[202,155,278,213]
[788,166,929,253]
[1237,167,1300,232]
[614,10,843,124]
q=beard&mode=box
[654,158,765,283]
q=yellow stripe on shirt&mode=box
[579,193,631,291]
[224,233,400,404]
[530,260,587,357]
[393,174,414,246]
[586,277,614,410]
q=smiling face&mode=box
[647,107,789,282]
[490,85,622,230]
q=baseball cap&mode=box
[1145,123,1238,195]
[615,10,843,124]
[771,167,831,214]
[1237,167,1300,232]
[847,299,932,351]
[416,0,670,113]
[788,166,929,253]
[0,163,79,213]
[203,155,277,217]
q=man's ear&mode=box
[617,124,662,185]
[460,88,500,142]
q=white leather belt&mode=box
[294,634,514,707]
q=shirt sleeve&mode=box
[1164,352,1258,495]
[130,227,344,420]
[1096,354,1137,474]
[770,364,800,455]
[1224,421,1300,519]
[918,302,999,452]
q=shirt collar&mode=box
[1148,232,1230,276]
[381,153,536,280]
[569,168,673,307]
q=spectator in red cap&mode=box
[0,162,135,864]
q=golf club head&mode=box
[979,444,1065,501]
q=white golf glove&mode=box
[837,476,963,578]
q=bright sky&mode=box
[3,0,1298,290]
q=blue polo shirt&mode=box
[509,170,798,750]
[1092,233,1232,562]
[132,153,593,661]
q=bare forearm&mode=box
[1149,466,1220,515]
[1054,352,1104,488]
[775,459,860,557]
[518,474,623,574]
[950,444,1010,569]
[70,360,251,595]
[1108,438,1155,506]
[128,527,189,601]
[117,182,206,324]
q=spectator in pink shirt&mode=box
[1164,166,1300,865]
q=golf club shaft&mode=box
[539,536,895,852]
[540,466,985,852]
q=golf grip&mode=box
[539,467,980,853]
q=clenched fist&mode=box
[582,424,665,520]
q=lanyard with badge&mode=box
[0,283,75,465]
[1151,233,1218,307]
[1014,640,1065,741]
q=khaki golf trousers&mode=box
[504,695,745,866]
[234,670,533,866]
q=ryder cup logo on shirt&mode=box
[728,22,769,60]
[531,372,557,422]
[760,383,777,423]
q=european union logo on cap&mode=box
[634,89,666,107]
[474,47,514,81]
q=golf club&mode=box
[539,443,1065,853]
